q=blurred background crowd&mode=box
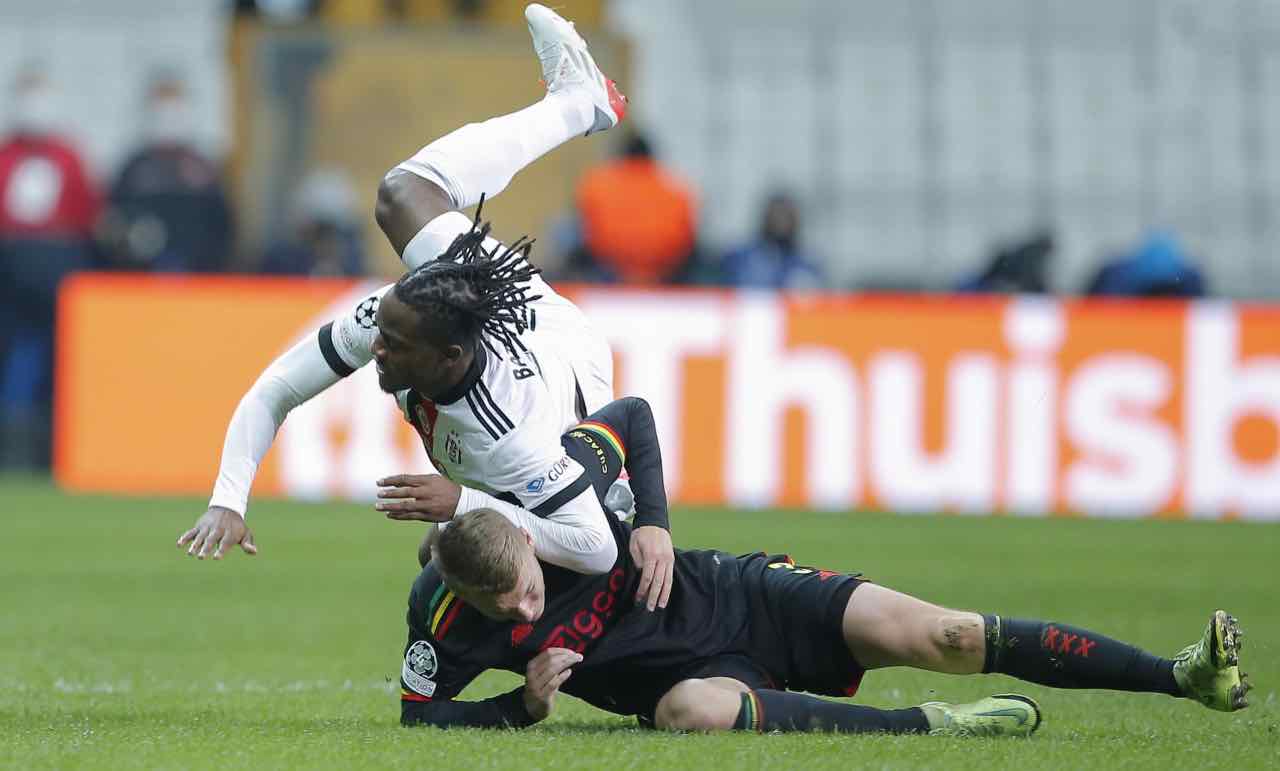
[3,0,1274,470]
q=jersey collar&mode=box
[431,344,487,406]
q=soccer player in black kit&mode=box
[391,398,1251,736]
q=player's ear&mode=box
[520,528,534,547]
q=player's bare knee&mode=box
[374,170,406,234]
[933,613,985,658]
[374,169,452,250]
[654,680,738,732]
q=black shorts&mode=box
[738,553,867,697]
[634,553,867,727]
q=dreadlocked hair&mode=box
[393,198,543,357]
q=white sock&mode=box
[396,90,594,210]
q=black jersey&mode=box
[400,534,751,719]
[397,396,864,727]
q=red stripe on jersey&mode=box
[401,689,432,702]
[436,601,463,639]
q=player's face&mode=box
[461,548,546,624]
[371,291,458,395]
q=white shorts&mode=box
[529,293,614,415]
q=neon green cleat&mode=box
[919,694,1042,738]
[1172,610,1252,712]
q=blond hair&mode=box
[435,508,524,595]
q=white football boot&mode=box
[525,3,627,135]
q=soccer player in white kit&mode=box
[177,4,674,610]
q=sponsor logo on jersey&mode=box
[546,456,571,483]
[537,568,627,654]
[402,640,438,697]
[525,456,573,496]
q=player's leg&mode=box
[657,567,1038,737]
[841,585,1250,711]
[376,4,626,259]
[652,677,749,731]
[525,292,616,414]
[653,677,935,735]
[653,676,1038,737]
[838,584,986,674]
[568,325,614,414]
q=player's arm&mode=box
[177,288,387,560]
[401,687,536,729]
[399,580,579,728]
[579,397,670,531]
[380,389,618,573]
[399,617,532,729]
[468,397,676,604]
[459,483,617,574]
[379,475,617,575]
[402,648,581,729]
[570,397,675,610]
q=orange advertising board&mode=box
[56,275,1280,519]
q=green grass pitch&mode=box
[2,477,1277,769]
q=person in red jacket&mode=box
[0,63,101,468]
[0,66,100,238]
[573,132,698,285]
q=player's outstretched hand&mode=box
[523,647,581,722]
[177,506,258,560]
[375,474,462,522]
[630,526,674,612]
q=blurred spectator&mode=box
[0,64,101,468]
[99,69,233,273]
[386,0,489,20]
[261,169,365,277]
[571,131,697,285]
[234,0,319,20]
[1085,231,1207,297]
[957,229,1054,293]
[719,191,824,290]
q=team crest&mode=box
[402,640,438,697]
[445,431,462,465]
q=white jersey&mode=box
[399,212,615,413]
[208,210,618,572]
[320,281,589,514]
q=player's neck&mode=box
[422,345,485,404]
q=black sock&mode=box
[732,689,929,734]
[983,615,1180,696]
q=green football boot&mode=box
[1172,610,1251,711]
[919,694,1042,737]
